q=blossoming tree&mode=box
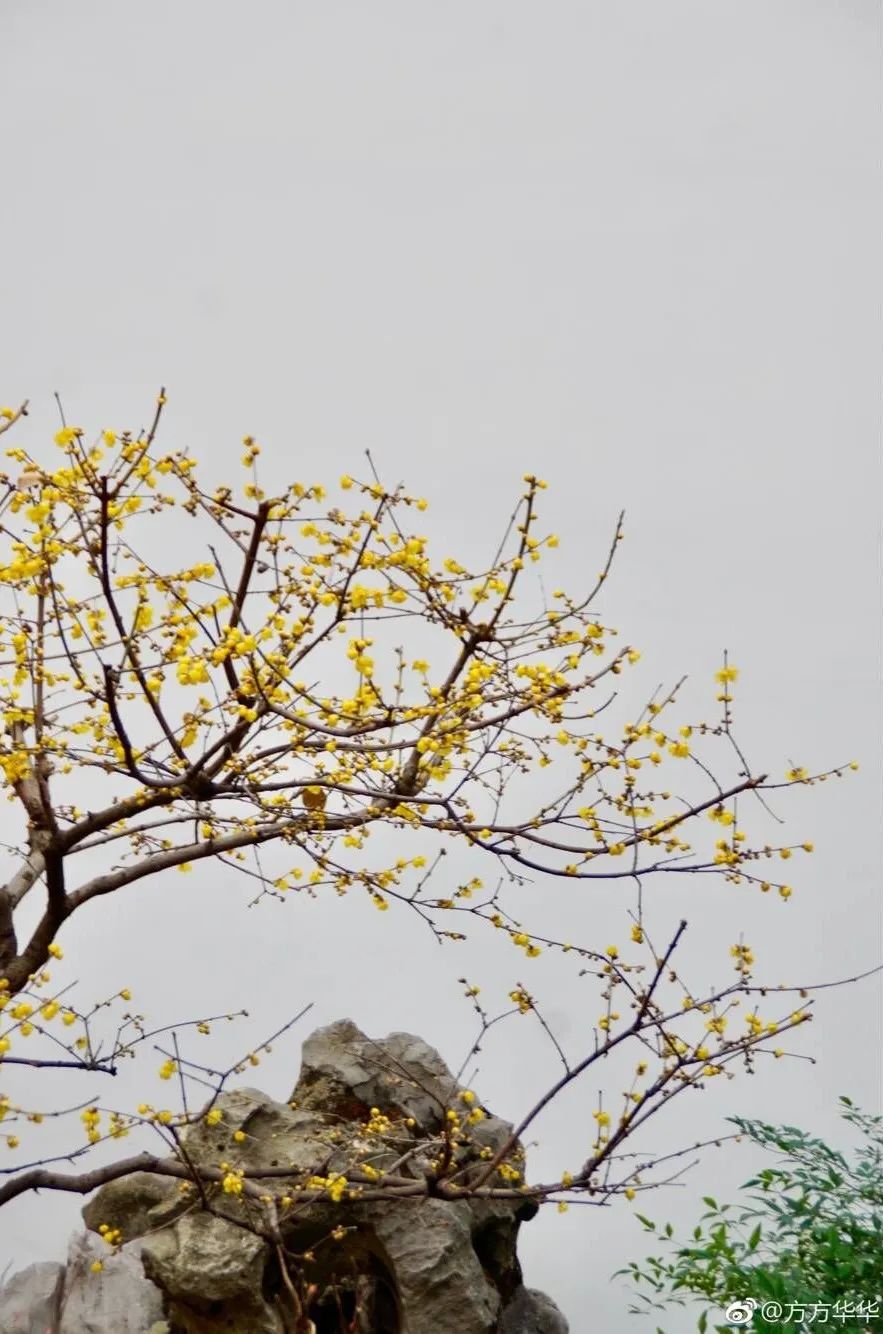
[0,394,861,1309]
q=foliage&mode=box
[616,1097,883,1332]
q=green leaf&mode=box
[618,1100,883,1325]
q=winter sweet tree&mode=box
[0,393,862,1305]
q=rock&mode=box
[373,1197,501,1334]
[141,1212,280,1334]
[0,1259,64,1333]
[499,1285,570,1333]
[0,1020,568,1334]
[82,1172,173,1242]
[292,1018,460,1131]
[173,1084,342,1182]
[58,1232,164,1334]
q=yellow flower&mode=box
[326,1173,348,1202]
[222,1169,244,1196]
[54,426,82,447]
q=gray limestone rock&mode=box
[58,1232,164,1334]
[0,1259,64,1334]
[81,1171,173,1242]
[499,1285,571,1333]
[373,1197,501,1334]
[141,1211,281,1333]
[0,1020,569,1334]
[292,1018,461,1132]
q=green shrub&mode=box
[615,1097,883,1332]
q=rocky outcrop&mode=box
[0,1258,64,1334]
[0,1019,569,1333]
[58,1232,165,1334]
[0,1233,165,1334]
[498,1287,571,1334]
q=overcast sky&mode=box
[1,3,880,1330]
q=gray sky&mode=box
[1,3,880,1329]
